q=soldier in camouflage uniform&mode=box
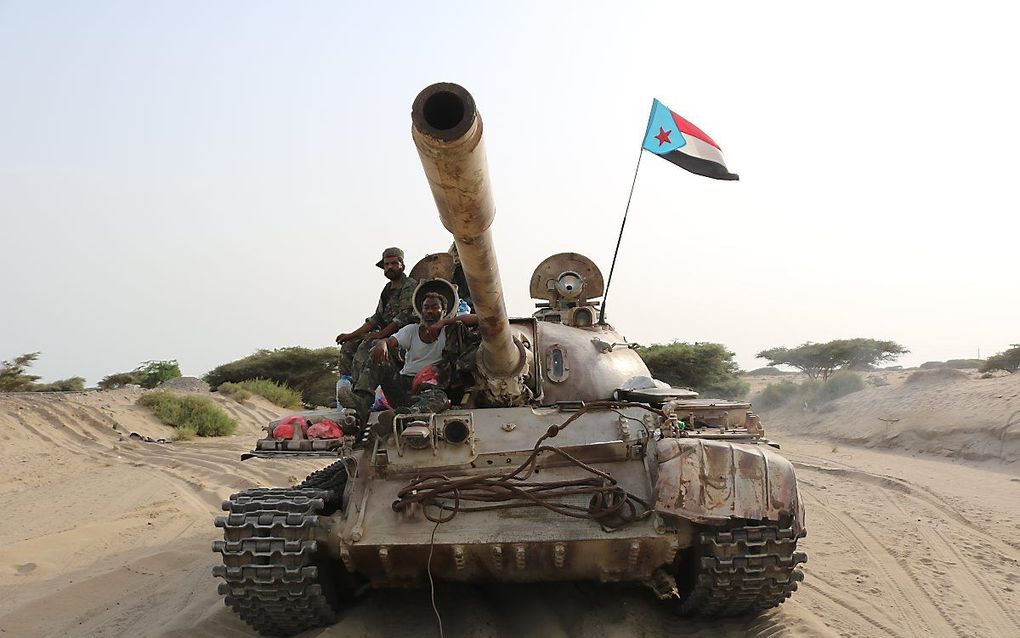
[348,291,479,427]
[335,247,418,386]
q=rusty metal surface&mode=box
[535,321,651,404]
[411,83,524,388]
[653,437,806,534]
[529,252,605,302]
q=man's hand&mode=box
[371,339,390,365]
[336,332,353,344]
[419,321,445,342]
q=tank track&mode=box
[674,522,807,617]
[213,463,350,637]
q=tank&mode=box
[213,82,807,636]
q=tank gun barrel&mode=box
[411,83,526,391]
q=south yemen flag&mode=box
[642,99,738,180]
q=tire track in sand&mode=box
[799,484,961,637]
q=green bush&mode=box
[137,391,237,437]
[31,377,86,392]
[1,353,87,393]
[217,382,253,403]
[174,425,197,441]
[753,381,801,410]
[205,347,338,407]
[98,371,145,389]
[813,371,865,403]
[138,360,181,388]
[0,353,42,392]
[752,372,865,411]
[979,346,1020,374]
[699,377,751,399]
[232,379,302,409]
[99,360,181,390]
[637,342,743,395]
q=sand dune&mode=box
[756,369,1020,464]
[1,386,1018,637]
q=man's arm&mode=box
[370,335,400,364]
[375,320,402,339]
[336,320,375,344]
[421,314,478,341]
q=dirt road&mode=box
[1,390,1017,637]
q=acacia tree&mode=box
[979,345,1020,374]
[0,352,42,391]
[756,338,908,381]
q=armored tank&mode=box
[213,82,807,637]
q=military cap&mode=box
[376,247,405,269]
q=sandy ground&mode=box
[1,384,1018,638]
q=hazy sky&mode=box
[2,1,1018,384]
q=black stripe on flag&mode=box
[661,150,739,181]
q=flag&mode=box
[642,99,738,180]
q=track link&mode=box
[213,463,350,636]
[674,522,807,617]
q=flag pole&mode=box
[599,145,645,325]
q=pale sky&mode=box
[2,1,1018,385]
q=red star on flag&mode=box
[654,127,672,146]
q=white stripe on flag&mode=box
[679,135,728,167]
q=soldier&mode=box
[335,247,418,388]
[342,290,478,425]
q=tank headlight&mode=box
[442,419,470,444]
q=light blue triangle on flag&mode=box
[642,99,687,155]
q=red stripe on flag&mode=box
[670,111,721,150]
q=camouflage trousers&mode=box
[349,342,449,413]
[339,336,380,382]
[384,375,449,414]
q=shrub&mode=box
[205,347,338,406]
[98,371,145,389]
[869,376,890,387]
[813,371,865,403]
[979,346,1020,374]
[698,377,751,399]
[217,382,253,403]
[138,360,182,388]
[137,391,237,437]
[0,352,42,392]
[753,381,801,410]
[100,360,181,390]
[1,353,87,392]
[637,342,743,395]
[173,425,197,441]
[905,367,968,384]
[752,372,865,411]
[31,377,86,392]
[233,379,302,409]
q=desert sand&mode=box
[1,375,1018,638]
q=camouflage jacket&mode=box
[367,274,418,329]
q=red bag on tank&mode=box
[272,415,308,440]
[306,419,344,440]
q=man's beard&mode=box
[421,315,441,326]
[384,269,402,281]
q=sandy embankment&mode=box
[0,382,1018,638]
[753,369,1020,464]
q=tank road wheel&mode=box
[213,463,355,637]
[672,521,807,617]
